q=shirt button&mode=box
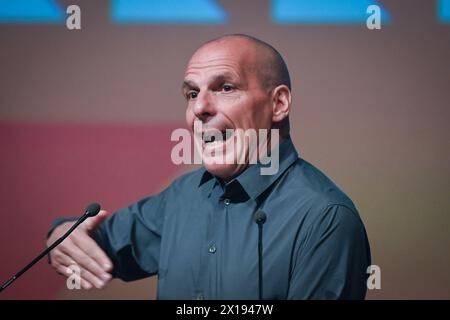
[197,293,204,300]
[223,198,231,205]
[208,245,217,254]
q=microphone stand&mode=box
[254,210,267,300]
[0,203,100,293]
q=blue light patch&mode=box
[111,0,228,24]
[438,0,450,23]
[0,0,64,23]
[272,0,391,24]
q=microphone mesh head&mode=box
[254,210,267,225]
[85,203,101,217]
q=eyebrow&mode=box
[182,72,238,92]
[182,80,197,92]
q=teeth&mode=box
[202,129,234,144]
[204,135,215,143]
[225,130,233,140]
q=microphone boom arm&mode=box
[0,203,101,293]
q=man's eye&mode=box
[222,84,233,92]
[187,91,198,99]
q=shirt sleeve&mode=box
[287,204,371,300]
[91,191,168,282]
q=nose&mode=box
[193,91,215,122]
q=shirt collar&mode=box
[198,136,299,201]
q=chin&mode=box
[205,163,247,182]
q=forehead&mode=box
[184,40,256,80]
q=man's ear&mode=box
[271,85,291,123]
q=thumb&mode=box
[83,209,112,232]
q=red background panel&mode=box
[0,123,184,299]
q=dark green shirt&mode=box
[54,136,371,299]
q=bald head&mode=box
[199,34,291,93]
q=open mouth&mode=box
[202,129,234,145]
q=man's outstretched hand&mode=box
[47,210,114,290]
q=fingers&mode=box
[53,249,111,289]
[83,210,112,232]
[55,263,105,290]
[55,265,92,290]
[59,238,112,285]
[52,250,92,290]
[72,232,113,273]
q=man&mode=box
[47,34,371,299]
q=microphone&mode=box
[0,202,101,293]
[254,210,267,300]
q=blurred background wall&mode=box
[0,0,449,299]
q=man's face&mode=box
[183,39,274,181]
